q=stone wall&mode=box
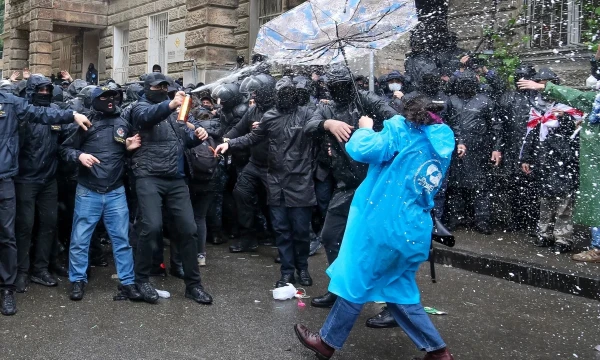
[103,0,187,81]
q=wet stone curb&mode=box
[433,246,600,301]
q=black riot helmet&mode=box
[514,64,536,81]
[533,67,560,85]
[211,82,243,110]
[325,65,356,105]
[239,73,277,109]
[67,79,89,99]
[454,70,479,99]
[274,76,297,112]
[78,85,98,109]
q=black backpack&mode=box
[187,136,220,181]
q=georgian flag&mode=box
[526,104,584,141]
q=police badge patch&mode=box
[114,127,126,143]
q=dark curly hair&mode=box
[403,94,444,126]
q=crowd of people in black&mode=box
[0,22,595,331]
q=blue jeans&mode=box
[69,185,135,285]
[320,297,446,352]
[592,227,600,249]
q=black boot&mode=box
[119,284,143,301]
[185,286,213,304]
[534,235,554,247]
[90,255,108,267]
[365,307,399,328]
[297,269,313,286]
[311,292,337,308]
[0,290,17,316]
[70,281,85,301]
[474,221,492,235]
[31,270,58,287]
[208,233,226,245]
[149,263,167,277]
[136,282,159,304]
[229,237,258,253]
[275,273,296,288]
[15,273,29,293]
[309,238,322,256]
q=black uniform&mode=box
[445,72,502,231]
[0,91,76,302]
[304,68,397,267]
[14,76,63,284]
[129,74,207,299]
[228,77,317,282]
[497,89,540,232]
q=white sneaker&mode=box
[197,254,206,267]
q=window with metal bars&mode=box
[113,24,129,84]
[258,0,283,26]
[527,0,599,49]
[148,12,169,73]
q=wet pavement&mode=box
[1,243,599,360]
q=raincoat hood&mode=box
[25,75,53,102]
[67,79,89,98]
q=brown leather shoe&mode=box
[294,324,335,360]
[413,348,454,360]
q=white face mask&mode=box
[388,83,402,92]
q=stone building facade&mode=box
[1,0,594,86]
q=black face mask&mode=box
[296,90,310,106]
[92,98,116,114]
[146,89,168,103]
[32,93,52,107]
[328,82,354,105]
[455,80,478,98]
[275,88,296,111]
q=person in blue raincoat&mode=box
[294,95,456,360]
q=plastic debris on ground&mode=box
[424,307,447,315]
[156,290,171,299]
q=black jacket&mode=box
[404,52,439,91]
[60,110,131,193]
[0,92,76,180]
[520,118,579,197]
[16,76,65,184]
[447,93,502,188]
[224,105,269,168]
[219,103,249,168]
[497,90,538,174]
[129,96,202,179]
[188,116,225,192]
[304,91,397,189]
[228,106,317,207]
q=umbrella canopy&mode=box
[254,0,419,65]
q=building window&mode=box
[527,0,598,49]
[258,0,283,26]
[113,24,130,84]
[148,12,169,74]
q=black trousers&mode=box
[445,185,491,226]
[135,177,201,288]
[15,179,58,274]
[232,162,269,233]
[321,188,355,265]
[270,206,312,275]
[0,178,17,290]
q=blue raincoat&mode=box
[327,115,455,304]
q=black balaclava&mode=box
[32,92,52,107]
[454,71,479,99]
[421,73,441,97]
[146,86,168,104]
[296,89,311,106]
[326,65,356,105]
[93,97,116,114]
[275,77,297,112]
